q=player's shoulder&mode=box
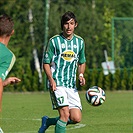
[74,34,84,41]
[0,43,10,54]
[49,34,60,40]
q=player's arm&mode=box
[3,77,21,87]
[78,63,86,86]
[43,64,56,91]
[43,40,56,91]
[0,78,3,112]
[78,39,86,86]
[0,77,21,112]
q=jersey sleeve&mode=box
[78,40,86,64]
[43,39,55,64]
[0,53,16,80]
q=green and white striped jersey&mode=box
[0,42,16,80]
[43,33,86,88]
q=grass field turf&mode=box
[1,91,132,133]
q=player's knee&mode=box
[75,117,81,123]
[71,116,81,123]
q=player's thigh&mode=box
[50,86,69,109]
[69,108,82,123]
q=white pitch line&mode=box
[1,118,86,133]
[67,123,86,130]
[10,124,86,133]
[1,118,40,121]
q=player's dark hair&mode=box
[61,11,77,30]
[0,14,14,36]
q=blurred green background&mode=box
[0,0,133,91]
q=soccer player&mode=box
[38,11,86,133]
[0,14,21,132]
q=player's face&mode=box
[63,18,77,39]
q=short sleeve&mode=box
[78,41,86,64]
[43,40,55,64]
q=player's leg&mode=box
[67,87,82,124]
[68,108,82,124]
[38,107,81,130]
[38,88,59,133]
[38,116,59,133]
[53,87,69,133]
[55,106,69,133]
[38,86,69,133]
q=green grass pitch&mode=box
[1,91,132,133]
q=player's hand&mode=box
[49,78,56,91]
[79,77,85,86]
[3,77,21,87]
